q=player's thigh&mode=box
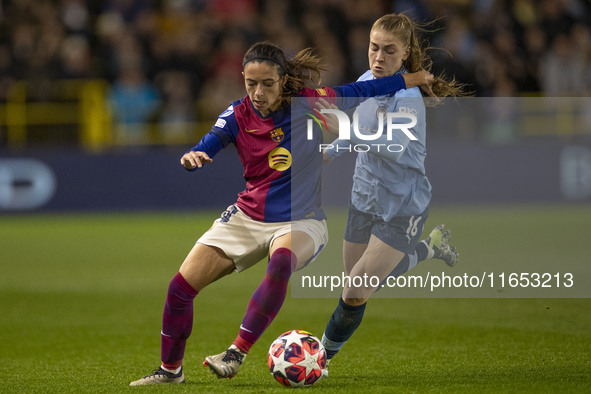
[343,240,368,276]
[179,242,235,292]
[343,235,405,300]
[270,231,313,271]
[270,219,328,271]
[349,235,406,280]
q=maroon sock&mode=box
[161,272,198,367]
[233,248,296,353]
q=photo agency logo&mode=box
[306,105,418,153]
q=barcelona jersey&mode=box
[189,88,337,222]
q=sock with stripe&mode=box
[233,248,296,353]
[322,298,366,360]
[389,251,419,278]
[160,272,198,370]
[416,240,433,261]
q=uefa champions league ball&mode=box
[268,330,327,387]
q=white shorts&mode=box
[197,205,328,272]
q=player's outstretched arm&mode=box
[181,151,212,170]
[333,70,435,104]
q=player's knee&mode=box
[267,248,294,279]
[342,297,368,307]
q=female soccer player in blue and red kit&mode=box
[130,41,434,385]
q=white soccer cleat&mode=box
[129,366,185,386]
[320,359,331,379]
[203,348,245,379]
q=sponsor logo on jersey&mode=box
[398,106,418,116]
[268,147,292,171]
[316,88,327,96]
[270,128,284,142]
[245,128,259,133]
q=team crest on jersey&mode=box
[269,128,284,142]
[268,147,292,171]
[376,105,388,119]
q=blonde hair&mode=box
[371,13,469,98]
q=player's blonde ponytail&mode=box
[372,13,468,98]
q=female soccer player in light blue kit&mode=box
[320,13,466,372]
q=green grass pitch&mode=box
[1,204,590,393]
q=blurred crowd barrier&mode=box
[0,78,212,150]
[0,0,590,150]
[1,86,591,150]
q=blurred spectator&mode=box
[58,35,93,79]
[431,13,478,94]
[522,25,546,92]
[197,63,244,122]
[539,0,575,43]
[3,0,590,100]
[207,30,247,82]
[59,0,90,35]
[571,23,591,93]
[348,24,372,77]
[0,44,14,101]
[155,70,196,143]
[540,32,587,96]
[104,0,152,24]
[108,53,160,144]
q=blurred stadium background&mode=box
[1,0,590,211]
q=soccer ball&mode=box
[267,329,327,387]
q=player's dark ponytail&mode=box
[282,48,324,99]
[243,42,325,107]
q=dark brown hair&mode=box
[243,42,326,106]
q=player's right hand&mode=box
[181,151,212,169]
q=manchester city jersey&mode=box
[326,69,432,220]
